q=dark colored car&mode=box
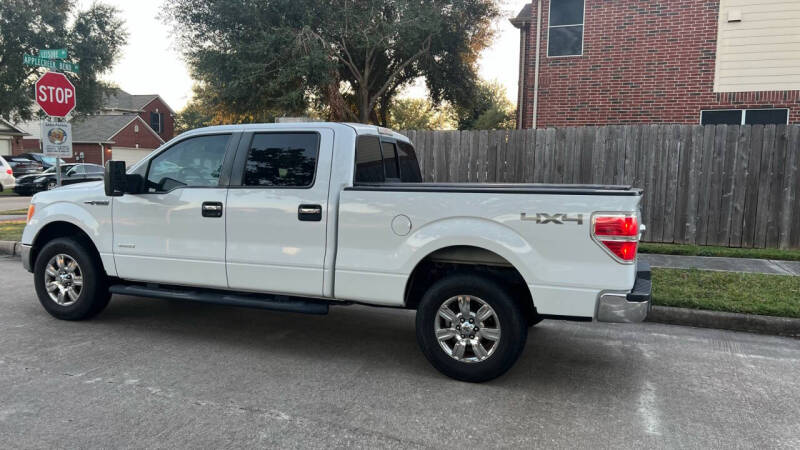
[13,163,104,195]
[16,153,65,170]
[2,156,43,177]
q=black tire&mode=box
[33,237,111,321]
[416,273,528,382]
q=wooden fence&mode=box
[399,125,800,249]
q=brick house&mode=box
[0,119,28,156]
[17,89,174,165]
[511,0,800,128]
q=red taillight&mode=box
[5,169,11,175]
[592,214,639,263]
[594,216,638,237]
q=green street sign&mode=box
[38,48,68,59]
[23,55,79,74]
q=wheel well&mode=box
[30,222,104,273]
[404,246,537,323]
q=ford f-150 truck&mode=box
[20,122,650,382]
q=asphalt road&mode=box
[0,195,32,211]
[0,256,798,448]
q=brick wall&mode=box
[112,117,164,150]
[518,0,800,128]
[139,97,175,142]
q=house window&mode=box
[150,112,162,133]
[548,0,584,57]
[700,109,789,125]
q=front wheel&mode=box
[416,273,528,382]
[33,237,111,320]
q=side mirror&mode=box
[104,161,127,196]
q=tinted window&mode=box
[381,141,399,179]
[86,165,104,174]
[701,110,742,125]
[745,109,788,125]
[67,165,86,176]
[243,133,319,187]
[355,135,385,183]
[146,134,230,192]
[397,141,422,182]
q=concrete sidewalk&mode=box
[640,253,800,276]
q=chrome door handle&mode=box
[298,204,322,222]
[202,201,223,218]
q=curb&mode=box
[647,305,800,338]
[0,240,20,257]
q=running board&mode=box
[109,284,330,315]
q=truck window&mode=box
[381,141,400,180]
[355,135,385,183]
[397,141,422,182]
[243,133,319,187]
[146,134,230,192]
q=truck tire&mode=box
[33,237,111,321]
[416,273,528,382]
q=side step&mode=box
[109,284,330,315]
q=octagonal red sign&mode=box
[35,72,76,117]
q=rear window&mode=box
[397,141,422,182]
[355,135,385,183]
[355,135,421,183]
[381,142,399,180]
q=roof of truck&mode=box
[186,122,411,143]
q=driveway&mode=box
[0,256,798,448]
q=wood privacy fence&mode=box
[399,125,800,250]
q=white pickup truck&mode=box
[20,122,650,382]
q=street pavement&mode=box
[0,256,798,448]
[0,195,32,212]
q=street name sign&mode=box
[35,72,76,117]
[23,55,79,74]
[41,121,73,158]
[38,48,68,59]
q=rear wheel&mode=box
[416,273,528,382]
[33,237,111,320]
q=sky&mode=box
[84,0,529,111]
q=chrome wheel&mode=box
[435,295,501,363]
[43,254,83,306]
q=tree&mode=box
[0,0,127,122]
[164,0,498,124]
[386,98,455,130]
[456,79,515,130]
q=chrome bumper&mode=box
[596,262,651,323]
[20,243,33,272]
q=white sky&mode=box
[85,0,528,111]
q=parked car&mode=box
[20,123,650,382]
[13,163,104,195]
[16,153,65,170]
[2,156,43,177]
[0,156,16,192]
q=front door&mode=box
[225,130,333,296]
[112,133,237,288]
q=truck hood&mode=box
[31,181,106,205]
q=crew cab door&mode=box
[112,133,238,288]
[225,130,333,296]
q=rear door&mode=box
[225,129,333,296]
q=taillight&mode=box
[5,169,11,175]
[592,214,639,263]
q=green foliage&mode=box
[386,98,456,130]
[163,0,498,124]
[640,243,800,262]
[0,0,127,122]
[456,79,515,130]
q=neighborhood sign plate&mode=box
[23,55,79,74]
[41,121,73,158]
[38,48,68,60]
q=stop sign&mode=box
[35,72,76,117]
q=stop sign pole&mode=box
[35,72,76,186]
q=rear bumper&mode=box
[596,261,652,323]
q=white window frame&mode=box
[547,0,586,58]
[699,108,790,125]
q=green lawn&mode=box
[652,268,800,319]
[0,208,28,215]
[0,221,25,241]
[0,190,18,196]
[641,242,800,262]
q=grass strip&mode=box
[641,242,800,262]
[652,268,800,319]
[0,221,25,241]
[0,208,28,215]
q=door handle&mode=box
[202,201,223,218]
[298,204,322,222]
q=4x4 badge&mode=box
[521,213,584,225]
